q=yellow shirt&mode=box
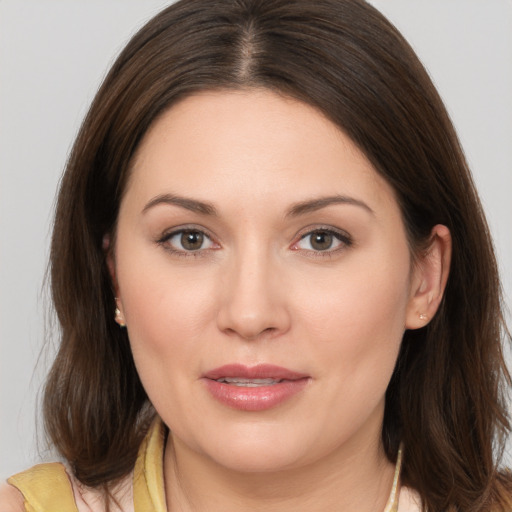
[7,419,416,511]
[7,419,167,512]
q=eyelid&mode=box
[156,225,220,255]
[155,224,352,257]
[290,225,353,252]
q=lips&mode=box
[215,377,281,387]
[202,364,310,411]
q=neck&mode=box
[163,432,396,512]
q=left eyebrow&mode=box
[286,195,375,217]
[142,193,218,216]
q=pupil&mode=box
[181,230,203,250]
[311,232,333,251]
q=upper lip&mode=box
[203,364,309,381]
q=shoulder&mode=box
[5,462,79,511]
[0,481,25,511]
[5,462,134,512]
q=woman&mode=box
[1,0,510,510]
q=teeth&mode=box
[216,377,281,387]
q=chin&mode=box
[175,419,340,474]
[207,441,310,474]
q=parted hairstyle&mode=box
[44,0,512,510]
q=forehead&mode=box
[126,89,397,215]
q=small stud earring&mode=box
[419,313,428,321]
[114,299,126,327]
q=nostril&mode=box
[215,271,291,340]
[221,324,280,341]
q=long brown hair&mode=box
[44,0,511,509]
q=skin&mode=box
[110,89,451,512]
[0,484,24,510]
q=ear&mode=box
[405,224,452,329]
[104,233,126,326]
[103,234,119,294]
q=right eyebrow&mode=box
[142,193,218,216]
[286,195,375,218]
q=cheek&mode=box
[296,253,410,342]
[115,247,218,385]
[292,251,410,393]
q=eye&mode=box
[293,228,352,252]
[159,228,216,253]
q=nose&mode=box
[216,246,291,341]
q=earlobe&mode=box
[114,298,126,327]
[405,224,452,330]
[104,233,126,327]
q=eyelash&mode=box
[291,227,353,257]
[156,226,353,258]
[156,226,219,258]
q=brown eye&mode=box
[309,231,334,251]
[294,228,351,253]
[181,230,204,250]
[161,228,215,253]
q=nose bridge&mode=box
[217,238,289,340]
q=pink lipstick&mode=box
[202,364,310,411]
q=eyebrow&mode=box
[142,193,374,218]
[142,193,218,216]
[286,195,375,217]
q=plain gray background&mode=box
[1,0,511,479]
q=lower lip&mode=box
[203,378,309,411]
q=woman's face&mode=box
[112,89,426,472]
